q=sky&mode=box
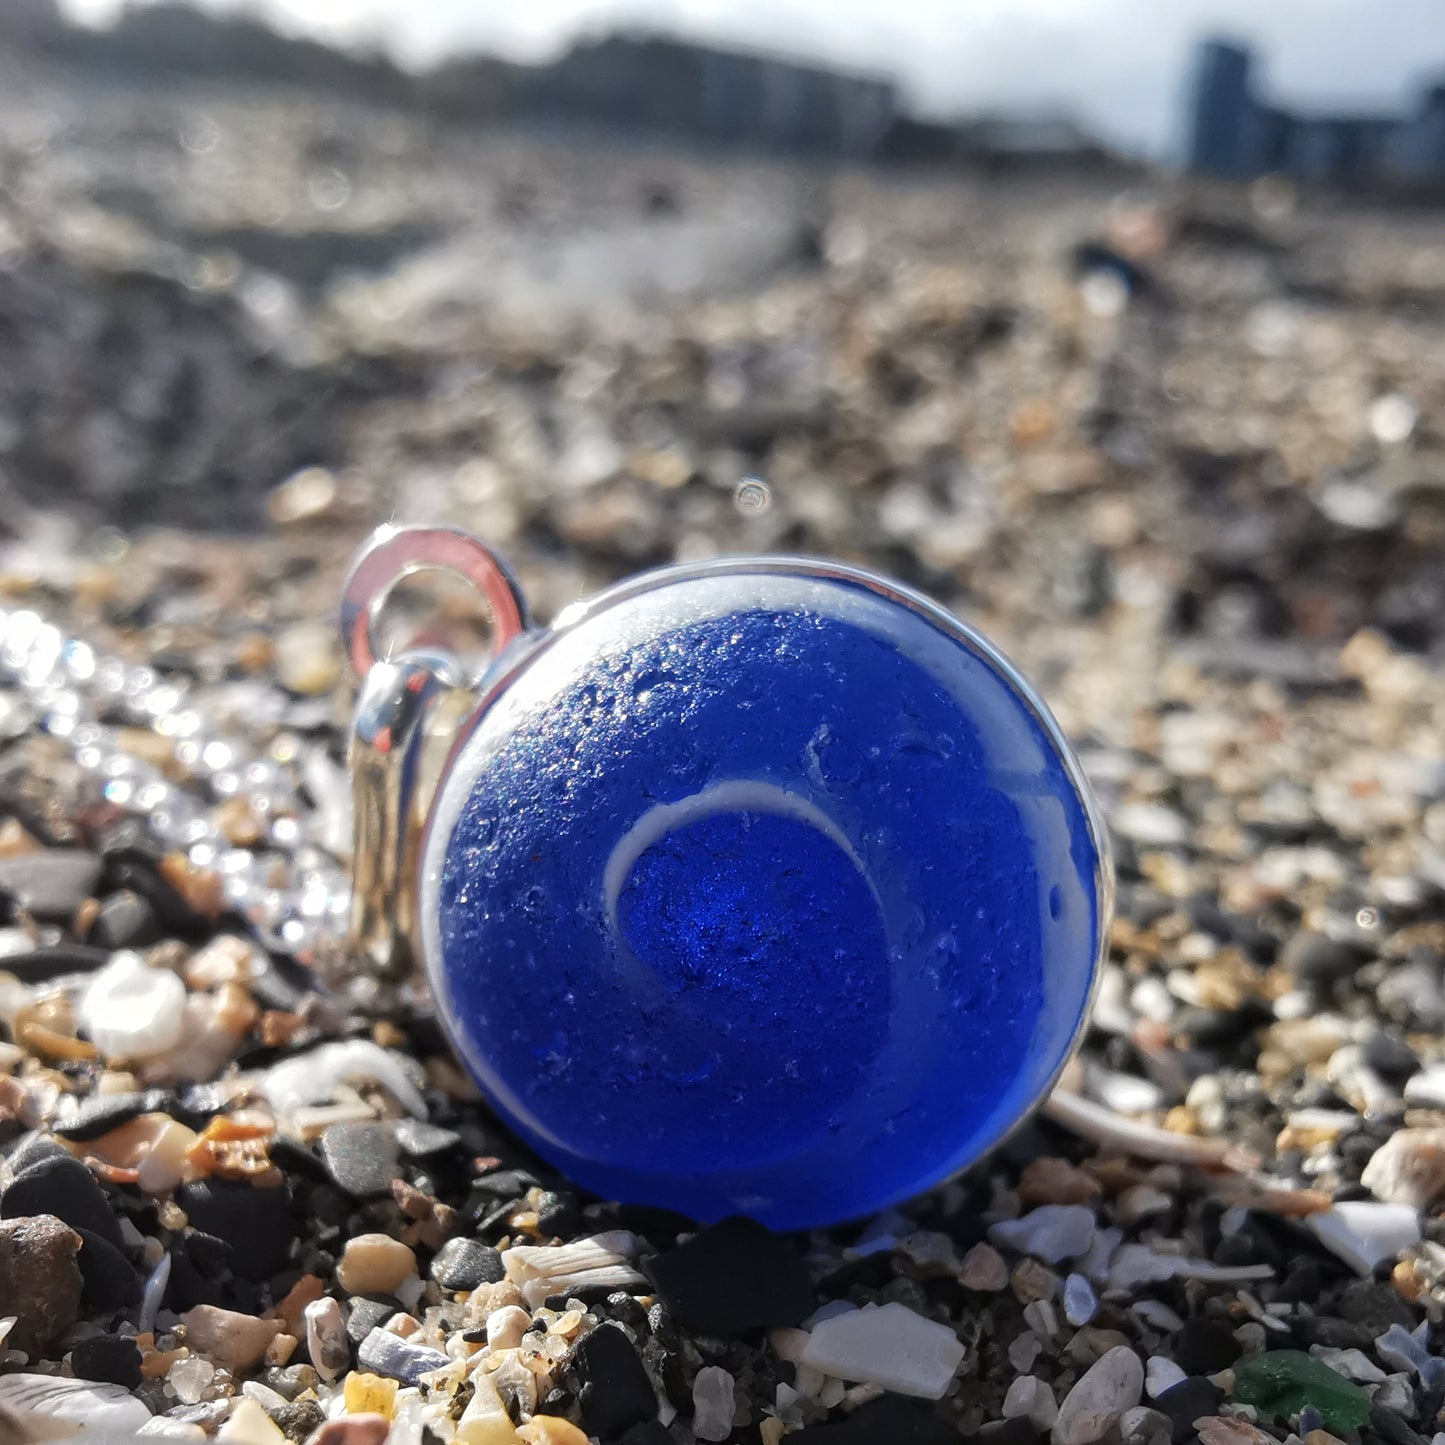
[58,0,1445,157]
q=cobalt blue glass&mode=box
[415,555,1109,1229]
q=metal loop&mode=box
[340,525,531,678]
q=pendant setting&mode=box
[343,524,1110,1228]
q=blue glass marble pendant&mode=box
[342,525,1110,1230]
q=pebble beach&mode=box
[2,43,1445,1445]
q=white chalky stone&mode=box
[78,950,186,1060]
[1052,1346,1144,1445]
[989,1205,1096,1264]
[692,1365,737,1442]
[799,1301,965,1400]
[1145,1356,1187,1400]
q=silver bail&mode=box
[339,525,531,979]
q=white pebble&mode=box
[1361,1128,1445,1210]
[1052,1346,1144,1445]
[1405,1065,1445,1110]
[1309,1345,1386,1383]
[799,1301,965,1400]
[77,951,186,1060]
[1145,1356,1187,1400]
[1308,1201,1421,1276]
[303,1297,348,1383]
[487,1305,532,1352]
[1064,1273,1098,1326]
[990,1205,1096,1264]
[692,1365,736,1442]
[1374,1374,1415,1415]
[1005,1375,1059,1430]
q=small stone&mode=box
[318,1121,400,1200]
[1361,1130,1445,1209]
[1233,1351,1371,1433]
[169,1356,217,1405]
[183,1305,284,1373]
[571,1321,659,1439]
[344,1371,398,1417]
[1051,1346,1144,1445]
[268,467,339,526]
[990,1205,1096,1264]
[303,1297,348,1383]
[1064,1273,1098,1326]
[1,1152,126,1249]
[431,1236,505,1291]
[960,1242,1010,1290]
[1172,1317,1241,1375]
[517,1419,593,1445]
[1145,1357,1187,1400]
[1279,932,1360,987]
[337,1234,417,1296]
[308,1419,391,1445]
[692,1365,736,1442]
[394,1118,462,1157]
[644,1215,813,1335]
[71,1332,143,1389]
[273,621,341,695]
[217,1396,286,1444]
[0,849,103,920]
[1194,1418,1277,1445]
[77,950,187,1060]
[1119,1406,1171,1445]
[175,1179,294,1281]
[1156,1378,1222,1442]
[1309,1347,1386,1384]
[487,1305,533,1351]
[788,1394,958,1442]
[258,1040,426,1118]
[800,1301,965,1400]
[1004,1375,1059,1431]
[356,1327,449,1384]
[0,1213,83,1353]
[1375,1323,1445,1388]
[1373,1374,1415,1415]
[1018,1158,1101,1206]
[90,890,161,950]
[1308,1202,1421,1275]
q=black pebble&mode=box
[1158,1378,1223,1444]
[792,1396,958,1444]
[538,1386,576,1417]
[0,943,112,983]
[272,1399,327,1444]
[346,1295,398,1347]
[318,1120,400,1199]
[430,1237,505,1291]
[1279,930,1362,986]
[0,849,102,920]
[268,1136,333,1186]
[1368,1407,1429,1445]
[75,1227,142,1311]
[1173,1317,1241,1374]
[1360,1029,1420,1080]
[70,1333,142,1388]
[3,1131,71,1174]
[54,1090,171,1142]
[2,1153,126,1250]
[644,1215,814,1336]
[175,1179,293,1280]
[979,1421,1045,1445]
[605,1291,648,1331]
[89,890,161,949]
[394,1119,462,1158]
[535,1190,581,1237]
[616,1425,674,1445]
[571,1321,658,1439]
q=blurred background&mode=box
[0,0,1443,761]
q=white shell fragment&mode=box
[502,1230,645,1308]
[257,1039,427,1117]
[1361,1129,1445,1209]
[0,1372,153,1427]
[1307,1201,1421,1276]
[77,950,186,1060]
[798,1301,965,1400]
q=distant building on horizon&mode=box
[1186,38,1445,186]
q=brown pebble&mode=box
[336,1234,417,1296]
[1018,1157,1101,1206]
[182,1304,284,1373]
[959,1242,1010,1292]
[0,1214,84,1354]
[305,1417,390,1445]
[270,1273,327,1337]
[1392,1258,1427,1303]
[517,1419,592,1444]
[0,818,43,858]
[159,852,226,918]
